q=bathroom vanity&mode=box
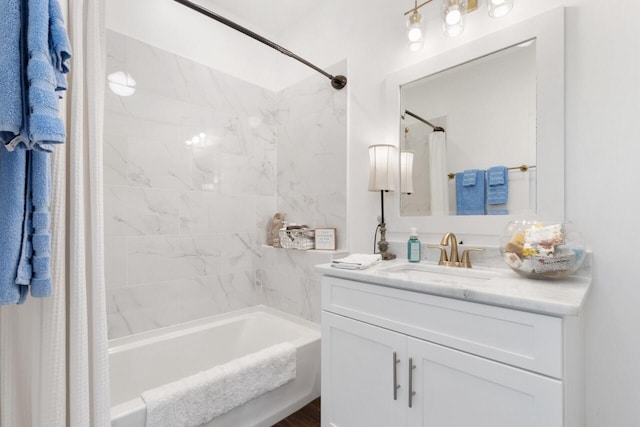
[317,261,591,427]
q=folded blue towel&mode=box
[488,166,506,186]
[456,170,486,215]
[49,0,71,74]
[486,166,508,205]
[28,150,51,297]
[0,147,29,305]
[0,0,25,146]
[462,169,478,187]
[26,0,69,150]
[16,151,51,297]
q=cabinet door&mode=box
[322,312,408,427]
[407,337,563,427]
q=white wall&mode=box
[279,0,640,425]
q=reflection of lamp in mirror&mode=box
[400,151,415,195]
[488,0,514,18]
[442,0,468,37]
[369,144,397,260]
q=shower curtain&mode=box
[0,0,110,425]
[429,131,449,215]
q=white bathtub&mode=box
[109,305,321,427]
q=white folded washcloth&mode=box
[331,254,382,270]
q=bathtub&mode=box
[109,305,321,427]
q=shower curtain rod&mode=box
[403,110,445,132]
[173,0,347,90]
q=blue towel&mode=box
[488,167,505,186]
[0,147,29,305]
[0,0,25,147]
[455,170,486,215]
[16,150,51,297]
[486,166,508,205]
[25,0,69,151]
[49,0,71,92]
[462,169,477,187]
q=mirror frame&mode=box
[384,7,565,239]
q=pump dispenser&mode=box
[408,227,421,263]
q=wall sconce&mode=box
[404,0,513,49]
[369,144,398,260]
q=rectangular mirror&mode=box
[384,7,564,238]
[400,40,536,217]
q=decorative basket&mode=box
[278,227,315,250]
[500,219,585,279]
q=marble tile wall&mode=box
[104,30,277,339]
[258,64,348,323]
[274,63,348,250]
[104,31,347,338]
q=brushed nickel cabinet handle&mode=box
[408,357,416,408]
[393,352,401,400]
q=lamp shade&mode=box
[368,144,397,191]
[400,151,414,194]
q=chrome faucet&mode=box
[428,232,485,268]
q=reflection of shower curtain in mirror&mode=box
[429,131,449,215]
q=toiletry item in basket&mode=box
[407,227,421,263]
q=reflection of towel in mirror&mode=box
[456,170,485,215]
[486,166,508,215]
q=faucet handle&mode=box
[427,245,449,265]
[460,248,485,268]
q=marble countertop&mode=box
[316,259,591,316]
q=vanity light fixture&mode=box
[404,0,513,48]
[369,144,398,260]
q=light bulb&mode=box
[442,0,467,38]
[407,11,424,43]
[445,8,461,25]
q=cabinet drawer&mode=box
[322,276,562,378]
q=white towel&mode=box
[141,342,296,427]
[332,254,382,270]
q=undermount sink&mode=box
[377,262,502,284]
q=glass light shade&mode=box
[407,11,425,51]
[107,71,136,97]
[488,0,513,18]
[442,0,467,37]
[368,145,398,192]
[400,151,414,194]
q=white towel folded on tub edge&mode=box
[141,342,297,427]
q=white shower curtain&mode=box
[429,131,449,215]
[0,0,110,426]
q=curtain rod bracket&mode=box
[174,0,347,90]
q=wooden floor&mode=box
[271,398,320,427]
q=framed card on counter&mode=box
[314,228,336,250]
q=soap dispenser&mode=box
[407,227,421,263]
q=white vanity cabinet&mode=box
[321,275,585,427]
